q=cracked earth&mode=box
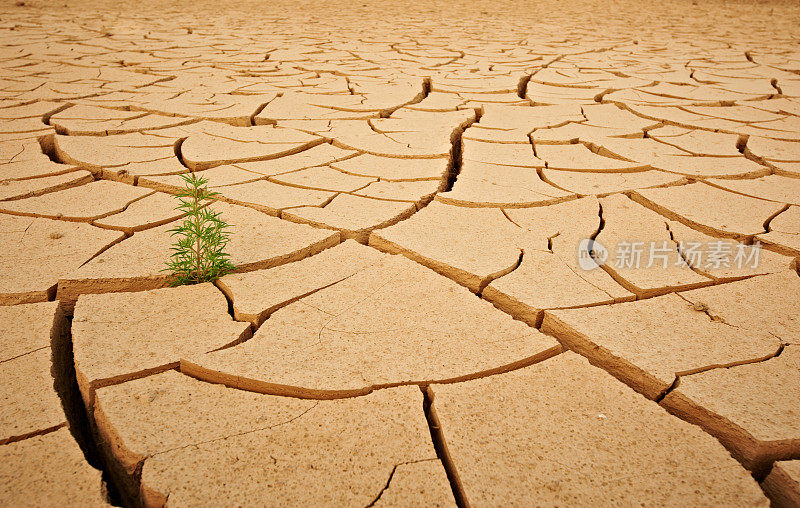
[1,0,800,505]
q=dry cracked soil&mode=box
[1,0,800,505]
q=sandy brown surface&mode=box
[0,0,799,505]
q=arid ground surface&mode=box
[1,0,800,505]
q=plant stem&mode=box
[194,182,202,283]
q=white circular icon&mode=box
[577,238,608,271]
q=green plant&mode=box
[164,173,235,286]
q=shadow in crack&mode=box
[50,304,123,506]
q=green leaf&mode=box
[163,170,236,285]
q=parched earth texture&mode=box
[1,0,800,505]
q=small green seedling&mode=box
[164,173,234,286]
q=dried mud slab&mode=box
[462,139,542,167]
[323,110,474,159]
[138,164,264,192]
[180,124,324,170]
[257,83,425,118]
[370,201,526,292]
[590,137,685,162]
[631,183,786,240]
[484,197,635,323]
[92,370,315,490]
[92,372,452,506]
[354,178,440,202]
[0,214,124,305]
[100,157,190,184]
[91,191,187,233]
[0,180,153,222]
[706,175,800,206]
[529,123,637,145]
[372,196,633,318]
[647,127,742,157]
[369,459,455,507]
[56,202,339,308]
[49,104,195,136]
[595,193,712,296]
[0,157,82,182]
[0,101,64,132]
[0,350,61,442]
[109,92,276,126]
[480,247,627,327]
[72,283,251,408]
[270,164,376,192]
[211,179,337,214]
[649,154,770,178]
[437,160,573,207]
[746,136,800,164]
[461,127,530,144]
[235,143,358,177]
[217,240,385,326]
[514,102,588,121]
[666,219,793,281]
[282,192,418,242]
[431,352,767,506]
[541,293,782,400]
[0,302,66,444]
[254,92,378,122]
[0,428,107,507]
[330,153,448,181]
[678,271,800,345]
[53,132,178,171]
[0,169,93,202]
[540,167,683,196]
[0,137,56,171]
[182,252,561,398]
[536,143,651,172]
[773,161,800,178]
[0,301,59,362]
[762,461,800,507]
[662,346,800,475]
[758,205,800,256]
